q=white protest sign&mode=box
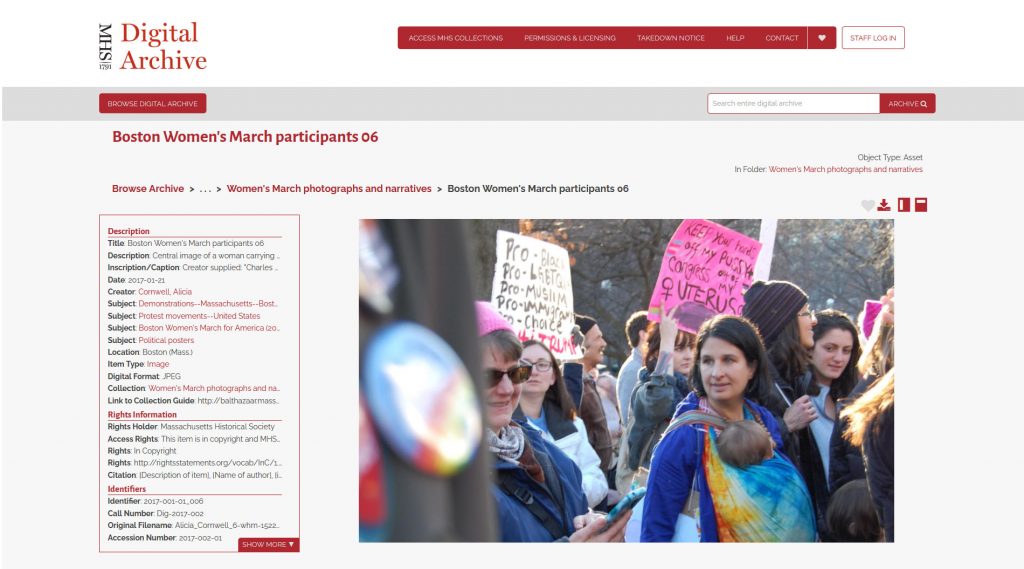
[490,231,581,360]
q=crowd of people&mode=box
[477,281,895,542]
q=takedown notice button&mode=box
[99,93,207,114]
[238,538,300,552]
[879,93,935,113]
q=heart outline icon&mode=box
[861,200,875,212]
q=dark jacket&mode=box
[828,377,871,490]
[757,366,835,539]
[626,369,689,471]
[513,400,576,440]
[563,362,585,410]
[492,420,589,542]
[756,361,801,465]
[513,402,609,508]
[794,419,830,536]
[579,376,615,471]
[863,404,894,542]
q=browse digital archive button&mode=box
[99,93,207,114]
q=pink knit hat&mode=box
[475,301,514,337]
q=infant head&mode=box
[717,420,773,468]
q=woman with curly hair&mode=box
[841,369,894,542]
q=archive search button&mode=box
[879,93,935,114]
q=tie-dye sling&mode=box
[664,406,817,542]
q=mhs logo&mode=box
[95,21,207,70]
[99,24,113,69]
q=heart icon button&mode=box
[818,34,827,42]
[861,200,875,212]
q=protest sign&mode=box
[491,231,581,359]
[648,220,762,333]
[754,218,777,282]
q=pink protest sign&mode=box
[647,220,762,333]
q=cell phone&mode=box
[604,486,646,526]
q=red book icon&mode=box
[914,197,928,212]
[897,197,911,212]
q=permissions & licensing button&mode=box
[99,93,207,114]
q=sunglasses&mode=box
[483,363,533,387]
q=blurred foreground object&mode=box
[359,220,496,541]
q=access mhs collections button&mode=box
[238,537,300,552]
[879,93,935,113]
[99,93,207,113]
[842,27,905,49]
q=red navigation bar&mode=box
[399,27,836,49]
[99,93,207,114]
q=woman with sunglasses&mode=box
[476,302,629,542]
[517,339,608,508]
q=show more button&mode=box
[99,93,207,114]
[238,537,300,552]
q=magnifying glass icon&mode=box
[920,100,929,108]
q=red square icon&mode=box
[897,197,911,212]
[914,197,928,212]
